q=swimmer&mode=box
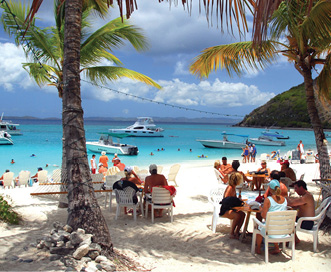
[150,152,154,156]
[30,154,36,157]
[11,159,15,164]
[45,164,49,168]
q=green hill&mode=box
[236,83,331,128]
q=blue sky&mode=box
[0,0,304,120]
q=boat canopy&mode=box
[221,132,249,138]
[98,132,130,139]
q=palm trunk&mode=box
[302,67,331,180]
[62,0,113,255]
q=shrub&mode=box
[0,195,20,224]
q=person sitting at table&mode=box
[254,179,288,255]
[280,160,296,185]
[144,164,168,218]
[220,157,233,183]
[214,160,226,183]
[230,160,251,185]
[122,166,143,187]
[220,172,246,239]
[251,160,270,191]
[263,170,288,198]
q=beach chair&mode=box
[157,165,163,174]
[105,174,121,209]
[38,170,49,184]
[260,153,269,162]
[251,210,297,263]
[136,169,149,181]
[91,173,104,182]
[145,187,174,223]
[305,150,315,163]
[167,164,181,187]
[214,168,224,185]
[2,172,15,189]
[106,166,120,176]
[51,169,62,183]
[16,171,31,187]
[208,186,227,233]
[114,187,139,221]
[296,196,331,252]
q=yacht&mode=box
[86,132,138,155]
[197,132,249,149]
[0,113,22,135]
[249,135,286,146]
[109,117,164,137]
[262,129,289,139]
[0,131,14,145]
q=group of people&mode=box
[241,144,257,163]
[90,152,126,175]
[112,163,170,218]
[216,157,315,255]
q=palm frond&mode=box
[316,53,331,101]
[23,62,60,87]
[82,66,161,89]
[190,41,278,79]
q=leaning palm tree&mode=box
[1,0,160,255]
[190,0,331,181]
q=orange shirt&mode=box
[99,155,109,168]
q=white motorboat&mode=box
[197,132,249,149]
[249,135,286,146]
[0,131,14,145]
[86,132,138,155]
[0,113,22,136]
[109,117,164,137]
[262,129,289,139]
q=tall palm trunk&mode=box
[301,64,331,180]
[62,0,113,254]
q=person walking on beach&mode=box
[242,145,249,163]
[297,140,304,160]
[99,151,109,168]
[90,154,97,174]
[251,144,257,162]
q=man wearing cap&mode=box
[98,163,107,175]
[144,164,168,217]
[113,157,125,171]
[31,167,43,183]
[286,180,315,243]
[280,160,296,182]
[99,151,109,168]
[122,166,142,186]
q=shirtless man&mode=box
[122,166,142,187]
[280,160,296,182]
[144,164,168,217]
[220,157,233,183]
[286,180,315,243]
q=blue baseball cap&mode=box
[269,179,280,190]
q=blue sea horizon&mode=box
[0,119,319,176]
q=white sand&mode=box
[0,159,330,271]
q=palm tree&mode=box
[1,0,160,255]
[190,0,331,181]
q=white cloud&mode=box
[82,77,274,109]
[174,61,190,76]
[0,43,35,91]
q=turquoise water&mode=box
[0,119,318,176]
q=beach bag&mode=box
[219,196,244,216]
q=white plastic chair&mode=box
[214,168,224,184]
[157,165,164,174]
[91,173,104,182]
[251,210,297,263]
[114,187,139,221]
[17,171,31,187]
[38,170,49,184]
[105,174,121,209]
[2,172,14,189]
[106,166,120,176]
[167,164,181,187]
[208,186,227,233]
[296,197,331,252]
[260,153,269,162]
[145,187,174,223]
[51,169,62,183]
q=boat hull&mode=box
[197,140,246,149]
[109,129,163,137]
[0,138,13,145]
[86,142,138,155]
[249,138,285,146]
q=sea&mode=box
[0,119,321,176]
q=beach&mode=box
[0,159,330,271]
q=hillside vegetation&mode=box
[236,83,331,128]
